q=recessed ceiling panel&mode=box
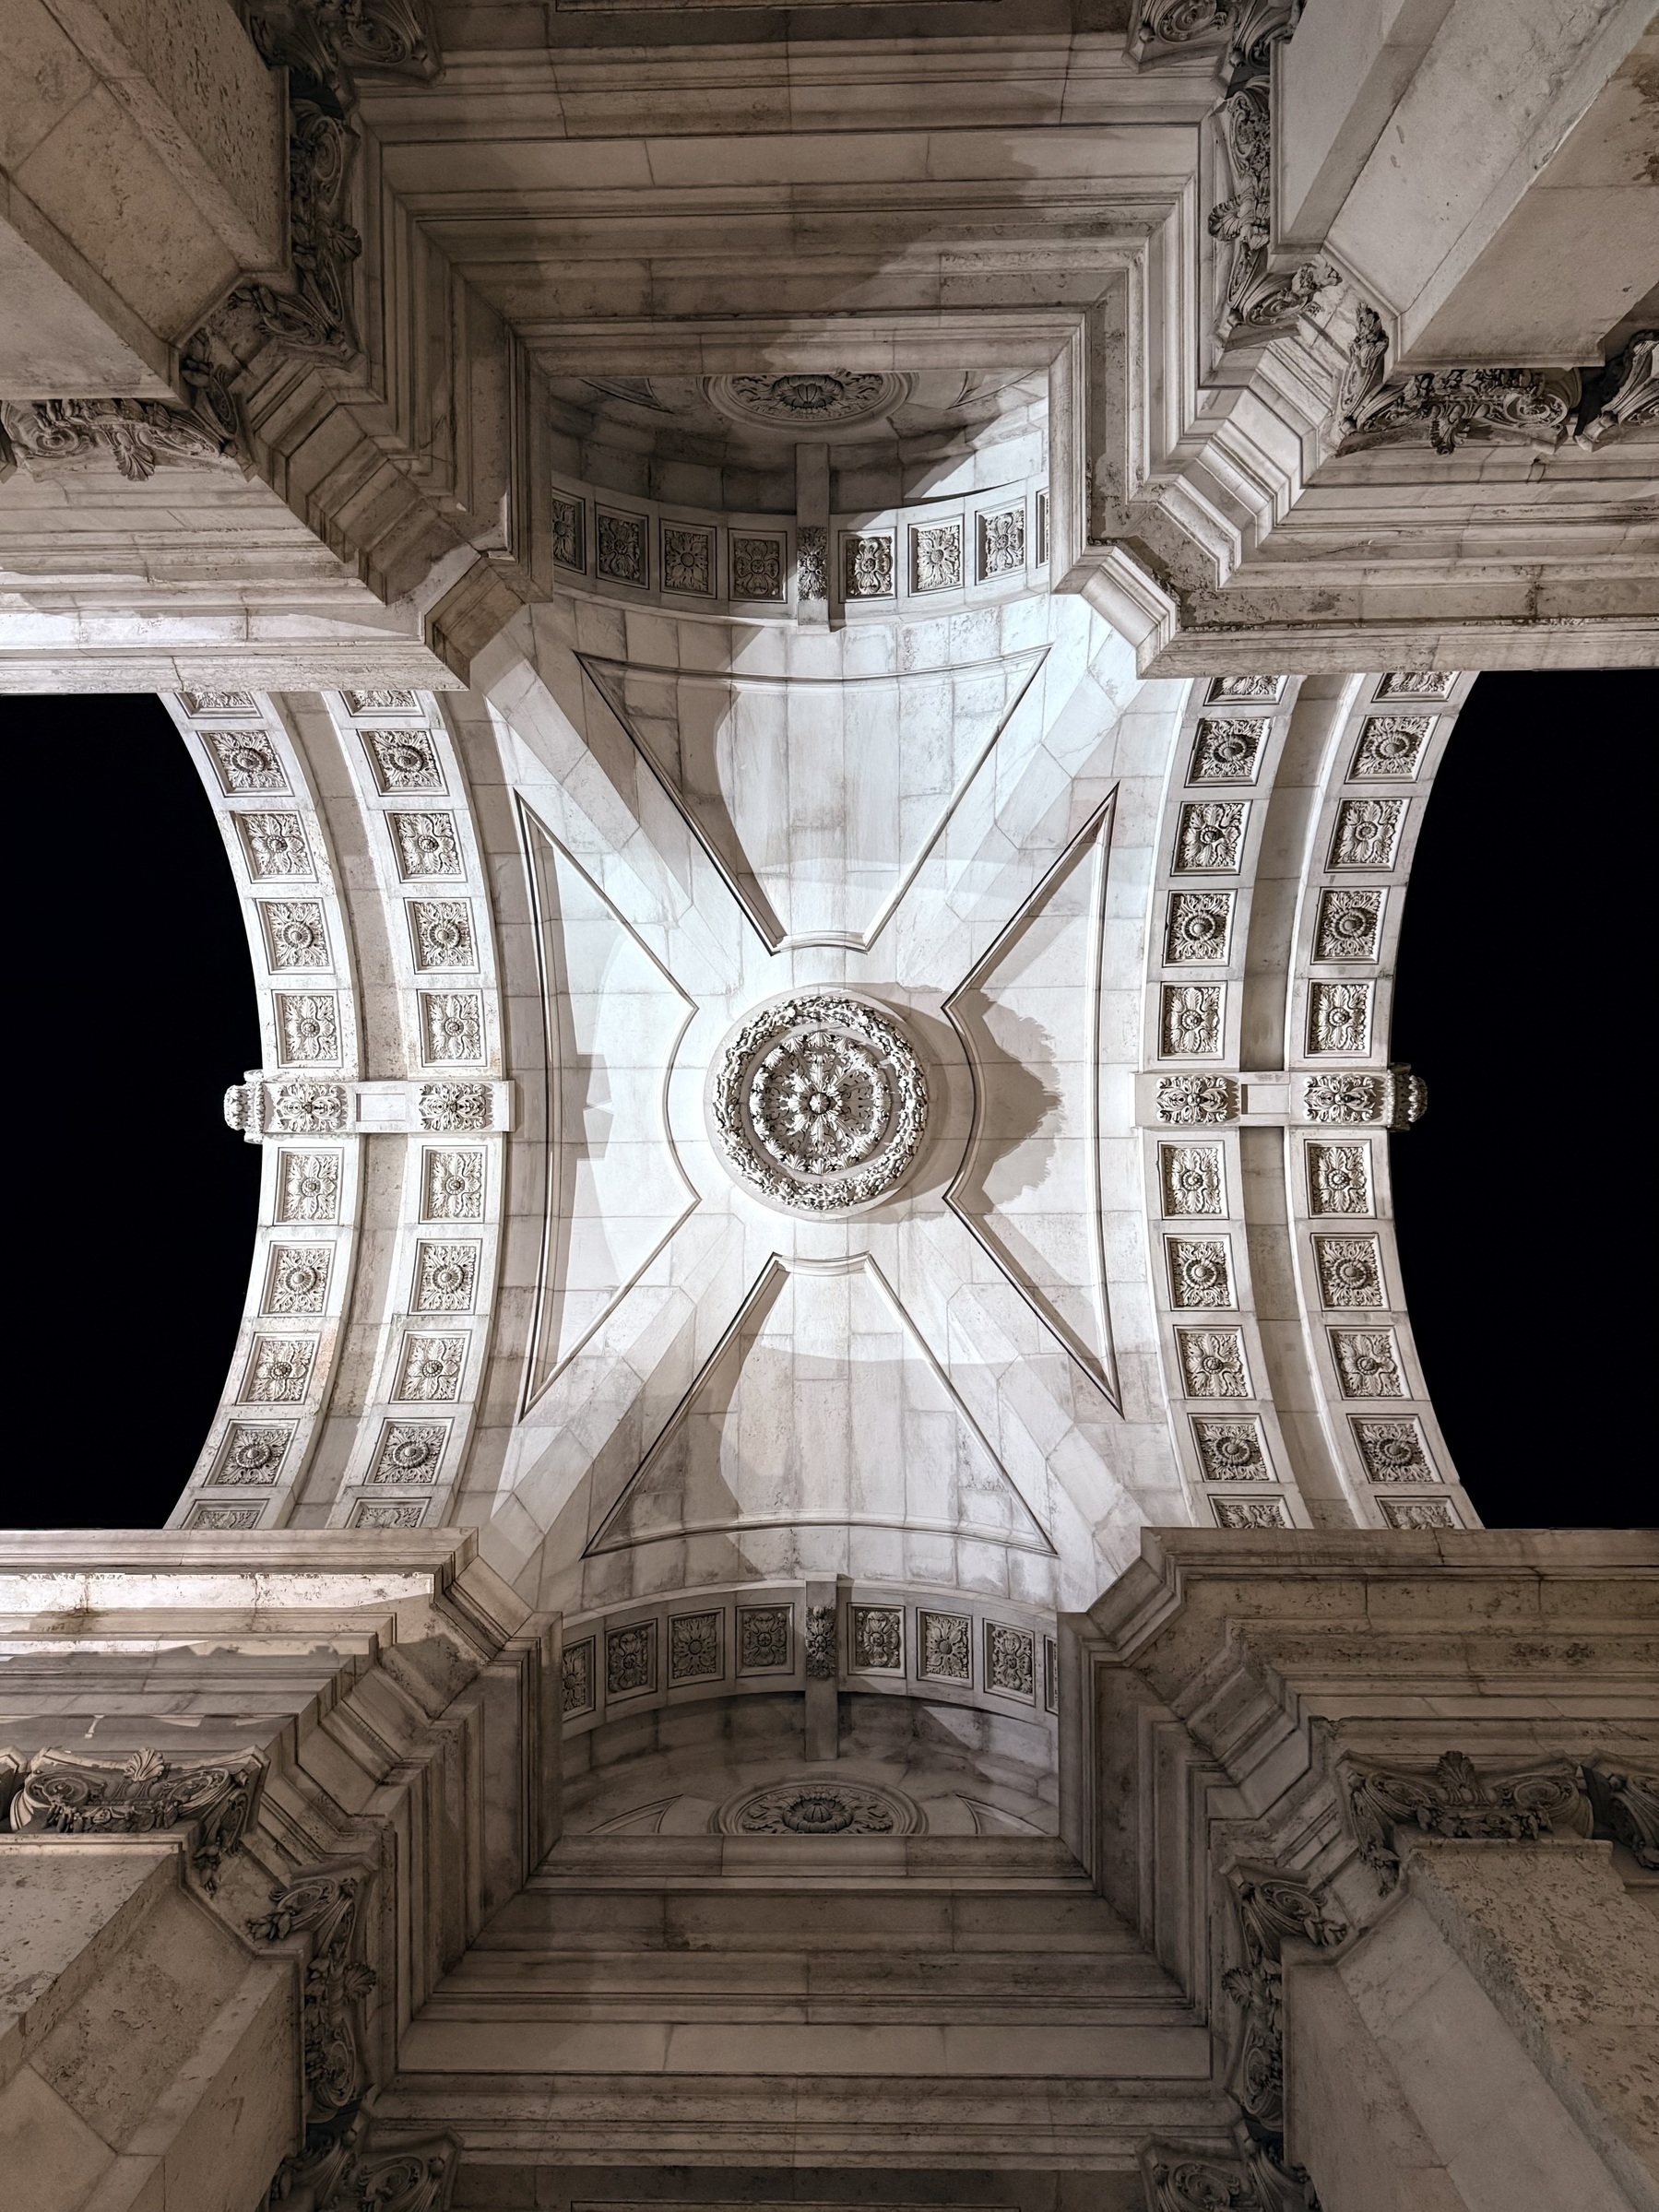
[587,1255,1053,1558]
[523,808,700,1399]
[945,798,1118,1402]
[578,648,1047,952]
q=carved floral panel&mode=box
[1312,1235,1384,1308]
[661,525,715,596]
[1349,716,1433,780]
[1174,801,1247,873]
[977,507,1025,578]
[731,536,785,599]
[985,1622,1035,1698]
[597,510,648,586]
[409,901,476,971]
[1330,1329,1405,1398]
[361,728,444,795]
[1167,1236,1236,1310]
[850,1605,904,1672]
[278,1151,342,1223]
[1188,717,1267,784]
[1312,888,1383,964]
[1178,1327,1251,1397]
[738,1605,792,1672]
[1350,1416,1438,1485]
[243,1336,316,1404]
[413,1241,480,1312]
[1161,984,1224,1058]
[1213,1496,1290,1529]
[207,729,289,794]
[1305,1142,1372,1215]
[263,1245,331,1315]
[1329,798,1405,871]
[390,812,463,880]
[918,1611,970,1681]
[369,1421,447,1484]
[1307,980,1373,1056]
[606,1622,657,1695]
[1191,1416,1273,1483]
[1165,891,1235,964]
[238,813,314,880]
[911,522,963,592]
[670,1611,722,1682]
[421,1150,485,1222]
[1159,1142,1224,1216]
[563,1637,596,1715]
[420,991,485,1064]
[392,1333,467,1402]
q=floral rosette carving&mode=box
[709,993,929,1213]
[271,1080,350,1133]
[718,1777,918,1836]
[419,1082,492,1131]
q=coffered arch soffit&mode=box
[165,561,1479,1615]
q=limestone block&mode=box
[0,1839,299,2212]
[1,0,283,365]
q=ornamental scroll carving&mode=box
[1209,85,1335,343]
[182,3,444,444]
[0,399,233,482]
[0,1745,263,1889]
[1137,2133,1317,2212]
[1342,1748,1590,1888]
[249,1863,381,2191]
[1583,1764,1659,1870]
[1221,1864,1347,2140]
[1576,331,1657,448]
[1128,0,1304,76]
[262,2104,458,2212]
[804,1604,838,1679]
[1333,306,1578,455]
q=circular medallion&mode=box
[702,372,913,430]
[708,992,929,1214]
[717,1777,919,1837]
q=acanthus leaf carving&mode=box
[262,2103,458,2212]
[1575,330,1658,449]
[1129,0,1304,77]
[1156,1074,1236,1125]
[1220,1863,1348,2139]
[1342,1748,1589,1888]
[246,0,442,110]
[1209,84,1336,342]
[1333,308,1579,455]
[4,1745,264,1888]
[249,1867,378,2135]
[1138,2132,1318,2212]
[0,398,233,481]
[1583,1764,1659,1871]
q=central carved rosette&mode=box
[709,992,929,1212]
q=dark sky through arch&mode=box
[1390,668,1651,1530]
[6,693,262,1527]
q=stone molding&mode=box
[1068,1527,1659,1969]
[1068,1530,1659,2212]
[0,1530,558,2201]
